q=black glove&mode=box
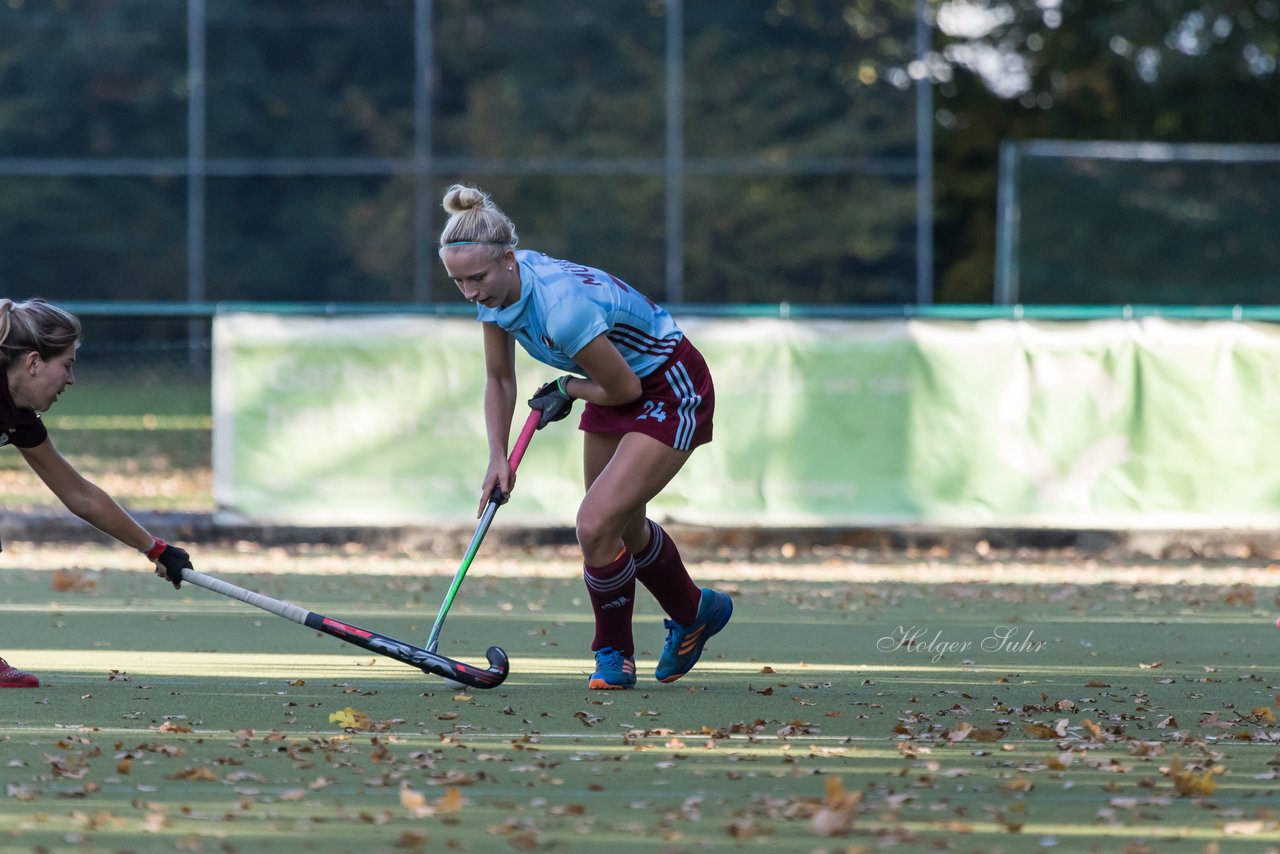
[528,375,575,429]
[147,539,192,590]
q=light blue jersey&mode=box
[476,251,683,378]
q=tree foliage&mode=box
[932,0,1280,303]
[0,1,1276,312]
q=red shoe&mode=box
[0,658,39,688]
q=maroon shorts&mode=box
[579,336,715,451]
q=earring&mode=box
[508,267,514,271]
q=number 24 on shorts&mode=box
[637,400,667,422]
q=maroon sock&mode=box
[583,549,636,656]
[633,520,701,626]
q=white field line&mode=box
[13,650,1267,683]
[13,650,870,677]
[4,721,1279,758]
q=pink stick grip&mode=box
[506,408,542,474]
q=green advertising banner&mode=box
[214,314,1280,528]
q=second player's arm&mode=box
[19,438,155,551]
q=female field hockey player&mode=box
[437,184,732,690]
[0,298,195,688]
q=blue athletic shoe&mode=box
[589,647,636,690]
[655,588,733,683]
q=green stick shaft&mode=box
[426,409,541,653]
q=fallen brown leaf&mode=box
[1166,755,1223,797]
[811,775,861,837]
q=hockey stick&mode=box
[426,407,542,653]
[178,567,509,689]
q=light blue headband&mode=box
[441,240,505,247]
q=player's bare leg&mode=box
[578,432,689,565]
[579,431,730,684]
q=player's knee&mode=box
[575,507,621,559]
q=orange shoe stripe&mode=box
[589,678,629,690]
[678,631,705,655]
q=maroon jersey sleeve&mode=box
[2,411,48,449]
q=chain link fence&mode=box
[0,0,933,312]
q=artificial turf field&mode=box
[3,540,1280,853]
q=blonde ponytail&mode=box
[0,299,14,350]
